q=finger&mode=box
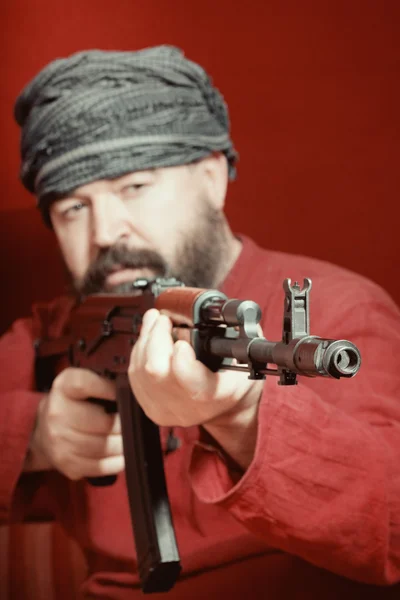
[69,454,125,480]
[67,431,124,459]
[68,403,121,435]
[143,314,175,377]
[53,368,116,402]
[140,309,160,339]
[171,340,213,399]
[130,309,160,369]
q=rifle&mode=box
[34,276,361,593]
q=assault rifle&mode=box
[35,277,361,593]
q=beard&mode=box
[71,201,230,298]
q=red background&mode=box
[1,0,399,334]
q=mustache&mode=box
[77,245,167,296]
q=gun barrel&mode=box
[252,336,361,378]
[208,335,361,379]
[319,339,361,378]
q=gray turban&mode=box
[14,45,237,222]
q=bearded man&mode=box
[1,46,400,599]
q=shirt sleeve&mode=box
[189,282,400,586]
[0,318,62,524]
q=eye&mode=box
[121,183,147,194]
[60,201,88,219]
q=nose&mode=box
[91,194,133,249]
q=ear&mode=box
[197,152,229,210]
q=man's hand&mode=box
[128,309,264,470]
[24,368,125,480]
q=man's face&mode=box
[49,157,230,296]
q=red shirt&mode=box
[1,235,400,599]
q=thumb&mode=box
[172,340,216,398]
[53,367,116,402]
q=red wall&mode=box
[1,1,399,332]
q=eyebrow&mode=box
[51,170,159,204]
[115,170,157,184]
[51,194,83,204]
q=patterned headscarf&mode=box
[14,45,237,222]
